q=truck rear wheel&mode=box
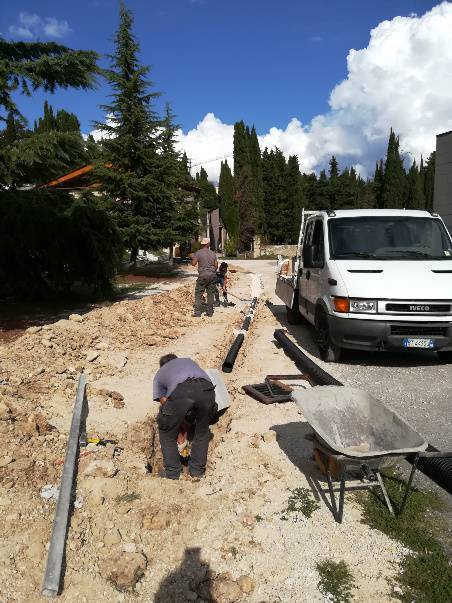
[286,304,303,325]
[315,308,342,363]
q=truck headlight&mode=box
[350,299,377,313]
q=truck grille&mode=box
[390,325,448,337]
[386,303,450,313]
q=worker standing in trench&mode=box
[153,354,217,480]
[191,237,218,317]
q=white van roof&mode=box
[313,209,435,219]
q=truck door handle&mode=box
[306,270,311,280]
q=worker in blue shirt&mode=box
[153,354,217,480]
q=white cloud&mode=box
[8,12,70,39]
[176,3,452,181]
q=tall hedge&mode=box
[0,190,123,299]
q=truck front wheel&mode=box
[286,304,303,325]
[315,308,342,362]
[437,350,452,363]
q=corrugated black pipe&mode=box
[222,334,245,373]
[273,329,342,386]
[222,297,258,373]
[273,328,452,495]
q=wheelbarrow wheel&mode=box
[315,308,342,363]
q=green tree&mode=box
[249,126,264,232]
[161,103,199,247]
[423,152,435,211]
[95,1,173,262]
[285,155,305,242]
[219,159,238,246]
[233,120,257,251]
[381,129,406,208]
[0,38,98,120]
[374,159,384,208]
[405,159,425,209]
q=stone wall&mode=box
[259,244,298,258]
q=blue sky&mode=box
[1,0,439,132]
[2,1,452,178]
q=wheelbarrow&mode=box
[292,386,451,523]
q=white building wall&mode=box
[434,131,452,233]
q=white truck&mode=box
[275,208,452,362]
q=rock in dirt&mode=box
[0,456,14,468]
[198,573,242,603]
[104,529,121,547]
[99,552,147,591]
[142,512,170,531]
[83,460,117,478]
[0,401,12,421]
[69,314,83,323]
[237,575,255,594]
[27,326,42,334]
[262,430,277,443]
[86,351,99,362]
[13,457,34,472]
[113,398,125,409]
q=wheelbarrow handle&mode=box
[417,451,452,459]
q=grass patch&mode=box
[358,472,452,602]
[281,487,319,520]
[316,559,355,603]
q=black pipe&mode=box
[222,334,245,373]
[273,328,452,495]
[274,329,342,386]
[221,297,259,373]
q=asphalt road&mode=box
[234,259,452,483]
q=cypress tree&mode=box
[374,160,384,208]
[95,1,173,262]
[286,155,305,242]
[248,126,264,232]
[406,160,425,209]
[218,160,238,245]
[423,152,436,211]
[233,120,256,251]
[381,129,406,208]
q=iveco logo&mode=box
[409,305,430,312]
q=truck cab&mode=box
[276,209,452,362]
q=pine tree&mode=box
[0,38,98,120]
[95,1,173,261]
[329,156,339,179]
[219,160,238,246]
[381,129,406,208]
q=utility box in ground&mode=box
[434,130,452,233]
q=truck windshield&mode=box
[329,217,452,260]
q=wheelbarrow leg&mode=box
[375,470,394,515]
[398,453,419,516]
[337,467,346,524]
[326,469,339,522]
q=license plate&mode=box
[402,338,434,349]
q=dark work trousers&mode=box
[194,273,217,316]
[157,378,216,479]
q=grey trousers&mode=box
[157,378,217,479]
[194,274,217,315]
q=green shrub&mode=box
[0,189,123,299]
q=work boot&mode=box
[192,311,201,317]
[157,470,179,480]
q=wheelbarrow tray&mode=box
[292,386,428,458]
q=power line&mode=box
[189,153,233,171]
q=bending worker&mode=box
[191,238,218,317]
[153,354,217,480]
